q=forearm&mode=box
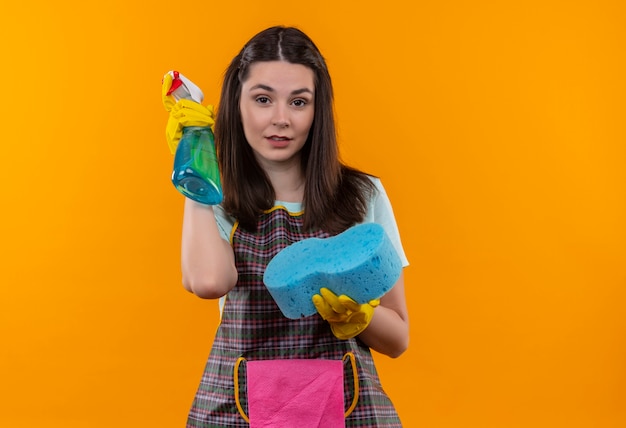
[181,198,238,299]
[357,305,409,358]
[357,273,409,358]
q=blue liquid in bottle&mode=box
[172,126,223,205]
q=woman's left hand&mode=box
[312,288,380,340]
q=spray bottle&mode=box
[165,71,222,205]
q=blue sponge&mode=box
[263,222,403,319]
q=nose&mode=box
[272,105,289,128]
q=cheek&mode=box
[300,112,315,135]
[239,107,256,137]
[241,105,266,132]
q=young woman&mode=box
[164,26,410,427]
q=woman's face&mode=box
[239,61,315,169]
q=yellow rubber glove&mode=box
[162,73,215,154]
[312,287,380,340]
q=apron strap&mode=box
[234,357,250,423]
[342,352,359,417]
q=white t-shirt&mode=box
[213,177,409,267]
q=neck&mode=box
[265,164,305,203]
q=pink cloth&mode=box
[247,359,345,428]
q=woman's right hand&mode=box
[162,73,215,154]
[164,100,215,155]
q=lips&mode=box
[266,135,292,147]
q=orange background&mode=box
[1,1,625,427]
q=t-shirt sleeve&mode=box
[212,204,236,242]
[363,177,409,267]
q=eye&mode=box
[292,99,308,107]
[255,96,271,104]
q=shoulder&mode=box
[361,176,410,266]
[363,176,389,218]
[367,175,383,192]
[364,175,388,205]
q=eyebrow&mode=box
[249,84,313,95]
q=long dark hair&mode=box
[215,26,374,234]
